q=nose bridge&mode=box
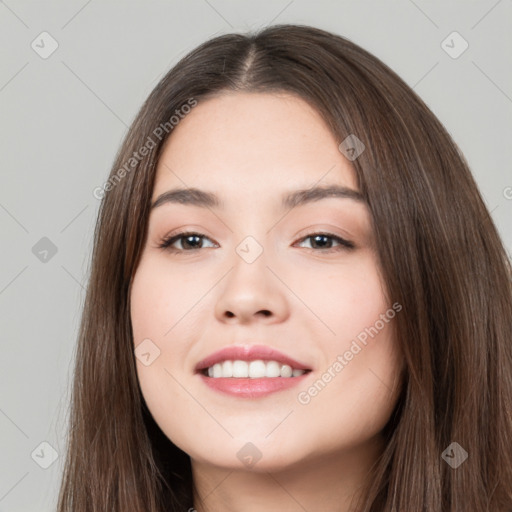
[234,233,267,266]
[213,227,289,323]
[225,201,290,290]
[225,231,271,293]
[226,199,275,266]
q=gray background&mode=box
[1,1,511,510]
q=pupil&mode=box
[312,235,330,248]
[184,235,201,249]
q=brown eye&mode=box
[294,232,355,252]
[158,231,354,254]
[158,232,217,252]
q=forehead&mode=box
[152,91,358,200]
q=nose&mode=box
[214,245,290,325]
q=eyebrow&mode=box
[151,185,366,211]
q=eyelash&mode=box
[157,230,355,254]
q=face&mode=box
[130,91,404,472]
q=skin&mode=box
[130,92,404,512]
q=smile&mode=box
[194,344,313,398]
[203,359,310,378]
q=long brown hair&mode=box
[57,24,512,511]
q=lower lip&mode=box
[197,372,311,398]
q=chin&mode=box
[181,435,307,472]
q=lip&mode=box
[194,344,313,399]
[198,372,311,398]
[194,344,312,372]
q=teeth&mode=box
[266,360,281,377]
[222,360,233,377]
[204,359,307,378]
[249,360,266,378]
[232,360,248,377]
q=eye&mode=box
[157,231,217,253]
[294,232,355,253]
[158,230,354,254]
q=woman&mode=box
[57,24,512,511]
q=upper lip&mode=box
[195,344,312,372]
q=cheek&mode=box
[130,258,199,383]
[297,327,401,450]
[130,257,189,342]
[295,254,389,341]
[130,261,201,449]
[294,256,402,427]
[130,260,185,392]
[328,261,400,387]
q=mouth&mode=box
[198,360,312,379]
[194,344,313,398]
